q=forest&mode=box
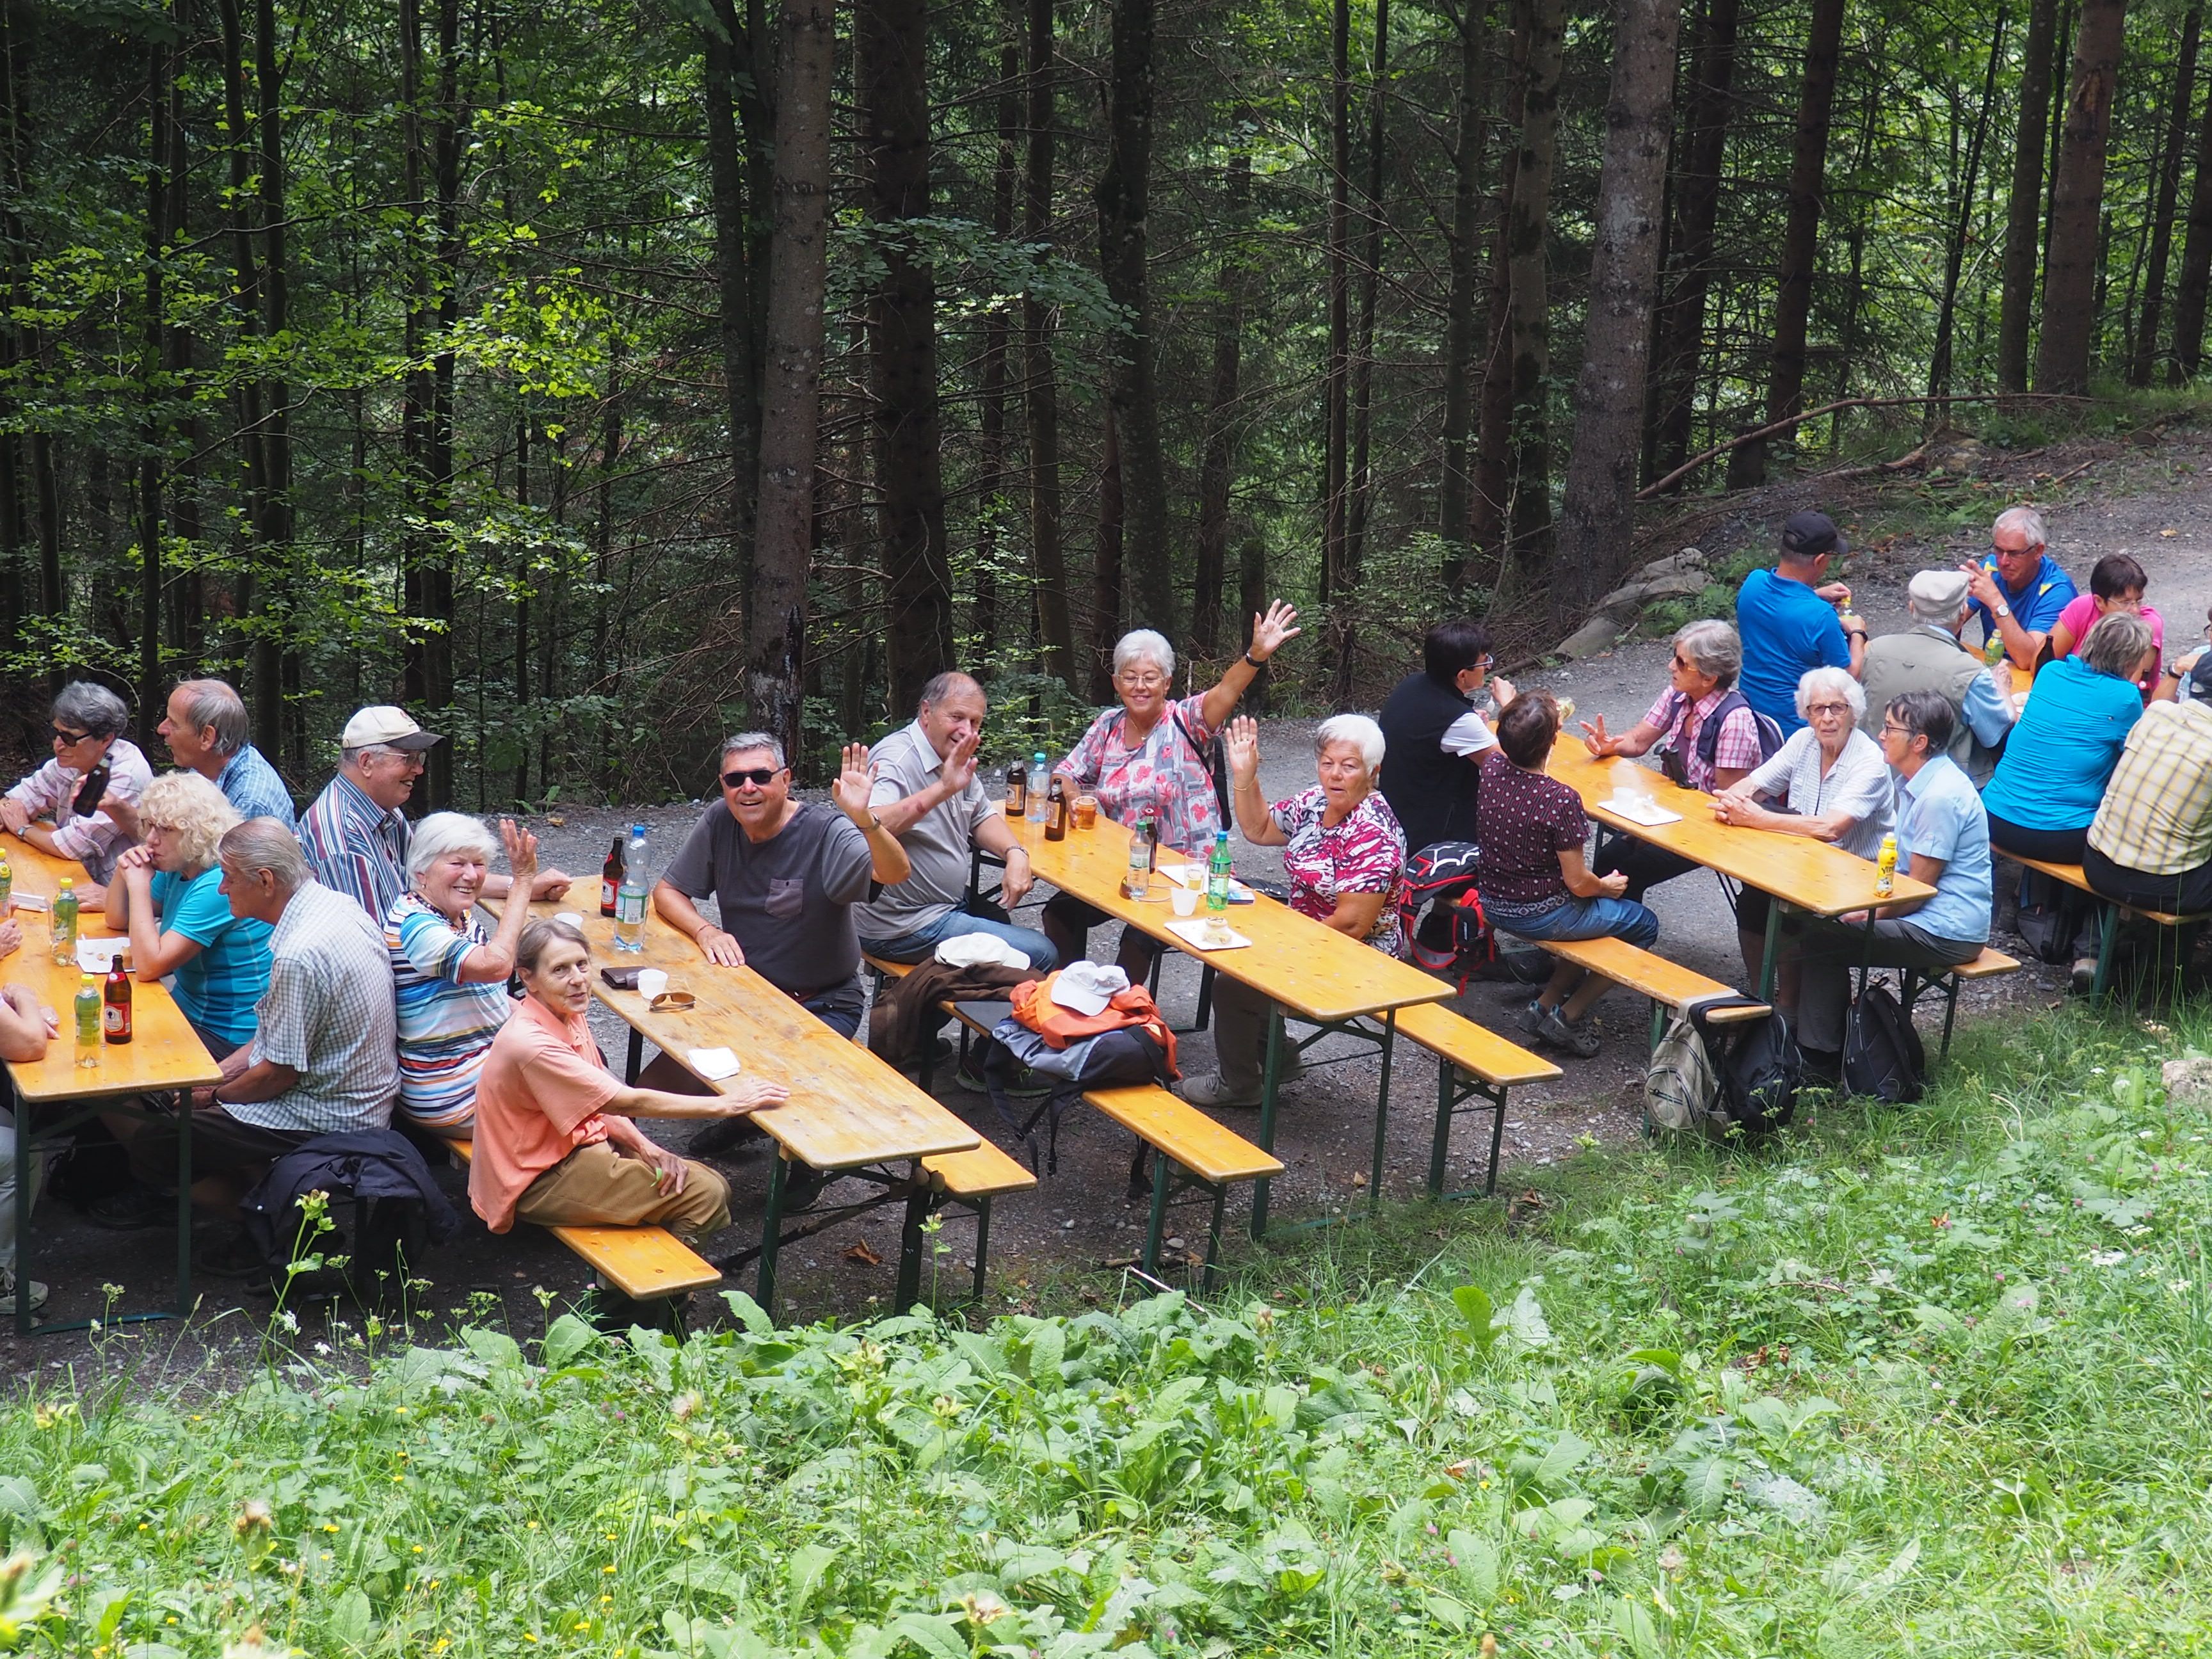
[0,0,2198,805]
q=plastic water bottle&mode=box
[1026,752,1050,824]
[1124,817,1151,900]
[1873,833,1898,899]
[52,877,79,965]
[1206,830,1233,912]
[0,847,12,916]
[74,973,100,1068]
[614,823,650,952]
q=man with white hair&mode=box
[1960,505,2078,671]
[90,818,401,1241]
[298,705,570,919]
[1860,570,2017,784]
[854,670,1057,970]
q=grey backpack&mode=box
[1646,1013,1729,1141]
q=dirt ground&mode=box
[8,419,2209,1384]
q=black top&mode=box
[1378,671,1484,856]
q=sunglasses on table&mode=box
[722,766,787,789]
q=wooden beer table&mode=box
[495,899,978,1317]
[4,840,221,1335]
[1000,809,1451,1235]
[1545,735,1935,997]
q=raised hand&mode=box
[1580,715,1614,757]
[1223,715,1262,783]
[831,742,878,819]
[1249,601,1302,661]
[1958,561,2002,611]
[499,818,541,879]
[940,728,981,794]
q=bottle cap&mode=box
[59,877,73,888]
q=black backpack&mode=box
[1697,996,1804,1133]
[1842,979,1925,1104]
[1661,690,1786,788]
[1397,840,1495,988]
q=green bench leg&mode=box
[972,1196,993,1301]
[756,1153,788,1322]
[1144,1146,1171,1275]
[1426,1061,1455,1198]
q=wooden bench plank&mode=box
[2002,853,2196,926]
[1085,1085,1285,1184]
[924,1140,1037,1199]
[447,1139,721,1299]
[864,952,916,979]
[1393,1002,1560,1086]
[1532,935,1760,1013]
[1954,945,2021,979]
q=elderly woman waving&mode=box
[385,812,544,1137]
[1044,602,1301,975]
[1180,714,1407,1109]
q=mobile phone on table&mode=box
[600,966,643,990]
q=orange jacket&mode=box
[1010,973,1180,1075]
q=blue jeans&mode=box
[860,907,1059,972]
[1496,894,1661,950]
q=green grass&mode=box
[6,1006,2212,1656]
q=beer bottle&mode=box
[74,974,100,1068]
[52,877,79,965]
[1045,774,1070,840]
[104,953,132,1043]
[1006,757,1028,817]
[72,756,113,819]
[600,835,624,918]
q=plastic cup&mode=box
[1171,885,1199,917]
[554,911,584,929]
[637,968,669,1000]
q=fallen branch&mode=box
[1635,392,2095,501]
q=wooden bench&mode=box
[1900,945,2021,1064]
[449,1140,721,1313]
[1530,936,1770,1046]
[1085,1084,1283,1292]
[883,1139,1036,1309]
[1391,1001,1561,1202]
[2000,852,2206,1000]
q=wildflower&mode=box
[234,1500,274,1538]
[671,1390,703,1422]
[961,1591,1011,1626]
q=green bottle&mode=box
[1206,830,1233,912]
[0,846,12,917]
[74,972,101,1067]
[52,877,79,966]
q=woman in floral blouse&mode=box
[1043,602,1302,977]
[1178,714,1407,1109]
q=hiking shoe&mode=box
[86,1184,173,1231]
[777,1160,830,1212]
[1179,1071,1264,1110]
[1516,997,1548,1039]
[1532,1003,1601,1059]
[1,1268,48,1316]
[193,1229,268,1281]
[2071,956,2099,995]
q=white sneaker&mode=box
[1,1267,49,1315]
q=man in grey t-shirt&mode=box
[654,732,911,1038]
[854,672,1057,970]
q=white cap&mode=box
[341,705,444,751]
[1048,961,1130,1018]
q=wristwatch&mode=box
[1992,602,2012,620]
[1242,650,1263,668]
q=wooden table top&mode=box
[1544,735,1934,918]
[493,899,979,1173]
[3,841,222,1102]
[1002,809,1450,1023]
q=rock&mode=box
[2163,1054,2212,1107]
[1596,566,1713,617]
[1554,615,1626,660]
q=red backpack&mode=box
[1397,840,1495,989]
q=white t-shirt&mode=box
[1441,711,1496,757]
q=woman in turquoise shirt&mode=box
[1983,612,2156,864]
[101,771,274,1057]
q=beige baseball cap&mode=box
[341,705,444,751]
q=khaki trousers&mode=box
[513,1141,732,1241]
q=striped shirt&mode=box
[5,738,154,883]
[387,892,511,1132]
[298,771,411,920]
[2088,699,2212,876]
[152,865,273,1050]
[226,881,398,1135]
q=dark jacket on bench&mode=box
[867,961,1035,1066]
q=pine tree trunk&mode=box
[1193,127,1252,658]
[2037,0,2130,393]
[1437,0,1489,591]
[1747,0,1846,487]
[976,28,1020,662]
[2131,3,2201,383]
[1093,402,1125,703]
[1096,0,1173,634]
[218,0,274,742]
[1555,0,1682,622]
[702,0,759,589]
[1647,0,1742,487]
[1503,0,1566,591]
[859,0,954,714]
[750,0,837,758]
[140,37,171,739]
[1338,0,1393,702]
[1929,10,2008,399]
[419,0,463,805]
[1999,0,2063,390]
[2172,42,2212,374]
[1470,13,1525,571]
[1023,0,1075,684]
[1320,0,1351,623]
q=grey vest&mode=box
[1859,627,1998,784]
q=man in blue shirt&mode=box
[1784,689,1993,1059]
[99,678,298,837]
[1960,504,2077,671]
[1735,510,1868,735]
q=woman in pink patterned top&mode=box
[1178,714,1407,1109]
[1043,603,1302,977]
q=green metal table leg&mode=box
[1249,1005,1285,1238]
[1366,1008,1397,1214]
[756,1154,788,1321]
[1144,1149,1171,1274]
[1758,901,1784,1000]
[2092,902,2119,1000]
[1426,1061,1454,1198]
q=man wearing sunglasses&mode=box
[655,733,910,1041]
[1,680,154,897]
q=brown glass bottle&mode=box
[600,836,623,917]
[104,954,132,1043]
[1044,774,1070,840]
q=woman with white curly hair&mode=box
[102,771,271,1056]
[385,810,543,1135]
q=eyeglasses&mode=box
[1116,672,1166,691]
[1989,542,2032,559]
[1671,653,1692,669]
[1879,720,1911,737]
[722,766,785,789]
[1806,702,1852,718]
[1471,655,1494,671]
[51,725,92,745]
